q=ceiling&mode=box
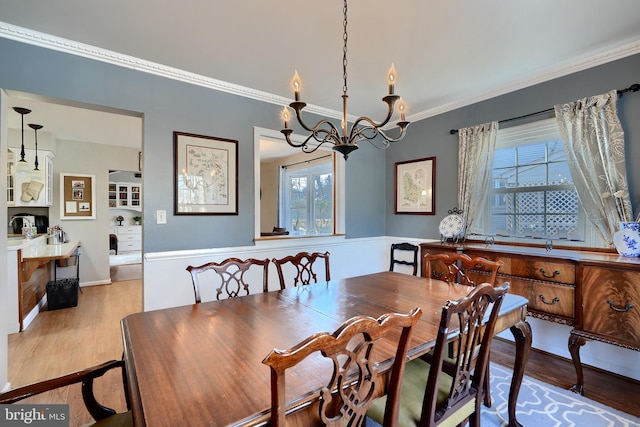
[2,0,640,152]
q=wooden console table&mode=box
[420,241,640,394]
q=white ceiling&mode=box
[2,0,640,151]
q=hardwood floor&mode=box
[491,337,640,418]
[7,278,142,427]
[7,275,639,425]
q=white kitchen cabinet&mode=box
[8,148,55,207]
[112,225,142,252]
[109,182,141,211]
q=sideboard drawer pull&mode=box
[539,268,560,279]
[540,295,560,305]
[606,300,634,313]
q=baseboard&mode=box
[2,382,10,393]
[22,294,47,331]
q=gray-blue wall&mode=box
[0,37,387,252]
[1,37,639,249]
[385,54,640,239]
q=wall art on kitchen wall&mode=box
[60,173,96,219]
[174,131,238,215]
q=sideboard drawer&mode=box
[581,266,640,348]
[509,258,575,285]
[496,276,575,321]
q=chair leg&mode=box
[483,366,492,407]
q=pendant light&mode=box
[13,107,32,174]
[28,123,43,181]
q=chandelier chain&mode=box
[343,0,348,96]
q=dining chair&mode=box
[272,251,330,289]
[263,307,423,427]
[389,242,419,276]
[0,359,132,427]
[424,252,503,288]
[367,283,509,427]
[186,257,270,302]
[423,252,504,407]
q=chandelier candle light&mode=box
[280,0,410,160]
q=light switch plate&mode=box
[156,210,167,224]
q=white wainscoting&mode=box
[142,235,640,382]
[143,236,429,312]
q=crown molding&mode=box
[408,39,640,123]
[2,21,639,124]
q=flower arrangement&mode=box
[132,216,142,225]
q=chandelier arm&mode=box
[352,122,411,145]
[283,127,341,154]
[290,103,342,136]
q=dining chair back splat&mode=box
[367,283,509,427]
[389,242,419,276]
[424,253,503,288]
[0,360,132,426]
[263,307,423,427]
[186,257,270,302]
[423,252,504,407]
[272,251,330,289]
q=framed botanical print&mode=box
[395,157,436,215]
[174,132,238,215]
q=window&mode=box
[477,118,601,246]
[253,126,345,239]
[281,160,333,236]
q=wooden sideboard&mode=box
[420,241,640,394]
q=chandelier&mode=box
[280,0,410,160]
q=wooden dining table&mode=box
[121,271,531,427]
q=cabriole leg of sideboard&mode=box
[568,331,587,395]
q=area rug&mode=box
[483,363,639,427]
[109,251,141,266]
[367,362,640,427]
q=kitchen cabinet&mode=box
[110,226,141,252]
[7,148,55,207]
[109,182,141,211]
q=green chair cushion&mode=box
[367,358,453,426]
[83,411,132,427]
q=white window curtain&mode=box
[457,121,498,235]
[554,90,632,246]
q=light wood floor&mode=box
[8,268,639,425]
[8,272,142,427]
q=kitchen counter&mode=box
[5,237,81,332]
[19,240,80,262]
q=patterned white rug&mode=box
[483,363,639,427]
[367,362,640,427]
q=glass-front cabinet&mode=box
[109,182,142,211]
[6,148,55,207]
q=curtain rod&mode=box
[281,154,332,169]
[449,83,640,135]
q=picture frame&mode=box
[60,173,96,219]
[395,156,436,215]
[174,131,238,215]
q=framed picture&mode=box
[60,173,96,219]
[174,131,238,215]
[395,157,436,215]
